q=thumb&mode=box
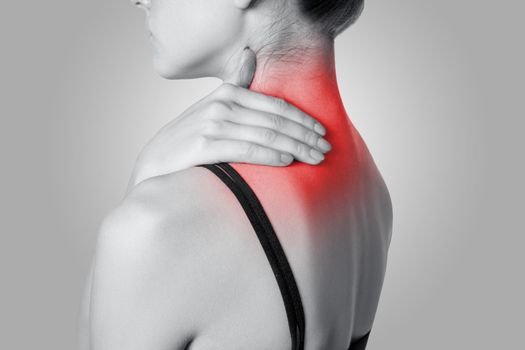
[223,47,257,88]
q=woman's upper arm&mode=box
[88,184,199,350]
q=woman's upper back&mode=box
[169,121,391,349]
[210,121,393,348]
[88,121,392,350]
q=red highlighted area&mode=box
[229,57,374,229]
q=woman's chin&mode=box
[152,56,199,80]
[152,56,180,79]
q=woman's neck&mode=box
[248,39,349,131]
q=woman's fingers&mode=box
[224,103,332,154]
[206,120,326,165]
[207,139,294,167]
[199,83,332,167]
[213,83,327,136]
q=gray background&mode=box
[1,0,523,349]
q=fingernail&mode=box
[317,138,332,152]
[314,123,326,136]
[281,153,293,164]
[310,148,325,162]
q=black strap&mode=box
[197,162,370,350]
[197,163,305,350]
[348,330,371,350]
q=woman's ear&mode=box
[233,0,256,10]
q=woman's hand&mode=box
[128,48,332,190]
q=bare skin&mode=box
[79,1,392,349]
[126,48,331,193]
[78,48,392,350]
[81,164,391,350]
[79,49,334,350]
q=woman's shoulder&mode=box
[97,165,264,288]
[102,166,235,249]
[90,166,250,347]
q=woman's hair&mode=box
[298,0,364,38]
[250,0,364,62]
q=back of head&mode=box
[247,0,365,64]
[297,0,365,38]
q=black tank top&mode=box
[197,163,371,350]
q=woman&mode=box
[78,0,393,349]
